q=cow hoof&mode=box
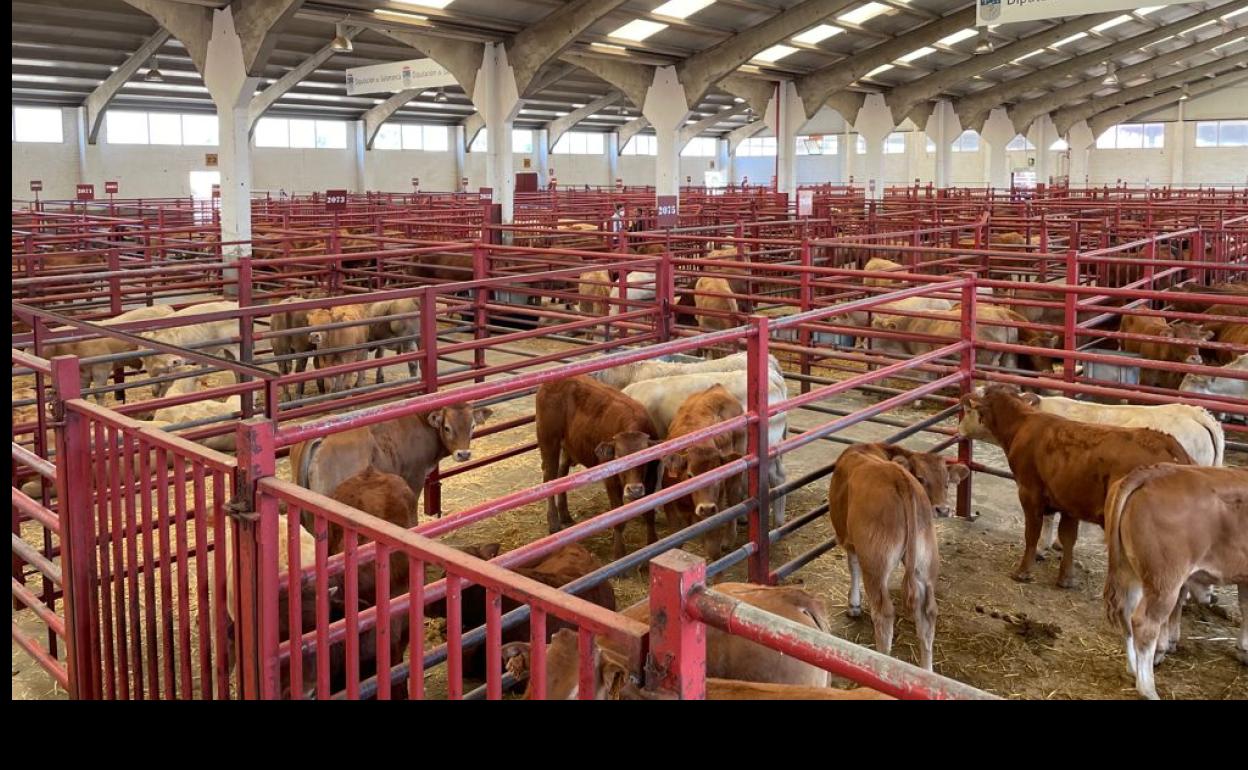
[1011,571,1033,584]
[1034,551,1047,562]
[1056,575,1078,590]
[847,606,862,619]
[1154,649,1167,666]
[1237,647,1248,666]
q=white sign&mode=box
[976,0,1186,26]
[797,189,814,217]
[345,58,457,96]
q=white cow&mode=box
[592,350,782,390]
[1180,355,1247,422]
[623,368,789,525]
[141,301,242,393]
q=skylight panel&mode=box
[793,24,844,45]
[652,0,715,19]
[865,64,894,77]
[609,20,668,42]
[898,46,936,63]
[1092,16,1132,33]
[754,45,799,63]
[1053,32,1088,48]
[938,29,980,47]
[838,3,891,26]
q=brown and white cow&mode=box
[827,443,968,670]
[959,384,1193,588]
[307,303,370,394]
[269,295,321,399]
[660,384,748,562]
[863,257,906,288]
[535,376,660,559]
[1103,463,1248,700]
[1119,314,1212,389]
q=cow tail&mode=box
[1191,407,1225,466]
[1102,471,1145,632]
[903,478,936,621]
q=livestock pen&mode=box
[11,196,1248,700]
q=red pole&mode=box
[233,418,279,699]
[957,275,977,520]
[646,550,707,699]
[746,316,772,584]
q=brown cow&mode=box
[307,303,370,394]
[621,678,894,700]
[827,443,968,670]
[1209,318,1248,365]
[505,582,836,698]
[535,376,659,559]
[693,276,740,358]
[1103,464,1248,700]
[863,257,906,288]
[269,295,321,399]
[1119,314,1212,389]
[363,297,420,384]
[660,384,747,562]
[959,384,1193,588]
[290,403,492,510]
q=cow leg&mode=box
[860,553,896,657]
[605,479,627,561]
[374,347,386,385]
[1012,492,1045,583]
[1238,583,1248,666]
[908,566,937,672]
[295,355,309,398]
[1055,514,1081,589]
[1036,514,1058,559]
[557,452,575,527]
[540,441,564,534]
[846,550,863,618]
[1159,586,1188,660]
[768,460,787,527]
[405,341,419,381]
[1132,587,1180,700]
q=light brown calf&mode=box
[307,303,369,394]
[269,295,321,399]
[693,276,740,358]
[576,270,612,339]
[863,257,905,288]
[1119,314,1212,389]
[363,297,420,383]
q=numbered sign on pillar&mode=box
[461,177,469,192]
[411,177,420,190]
[105,181,119,194]
[325,189,348,210]
[656,195,678,228]
[797,189,814,217]
[479,187,494,202]
[615,177,623,191]
[76,183,95,200]
[29,180,42,192]
[211,184,221,199]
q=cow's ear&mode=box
[1020,392,1041,407]
[1159,326,1175,338]
[881,320,899,331]
[595,442,616,461]
[427,410,445,430]
[473,407,493,424]
[1200,328,1215,341]
[891,455,913,473]
[662,452,687,476]
[474,542,501,560]
[948,464,971,484]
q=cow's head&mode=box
[595,430,658,502]
[1023,330,1062,374]
[892,452,970,518]
[1162,321,1214,366]
[428,404,492,462]
[663,442,745,560]
[147,353,188,395]
[306,308,333,348]
[959,384,1033,444]
[502,629,634,700]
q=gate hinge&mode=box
[225,496,259,522]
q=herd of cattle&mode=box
[20,242,1248,700]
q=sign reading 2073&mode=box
[325,189,348,211]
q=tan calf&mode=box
[363,297,421,384]
[269,295,321,399]
[863,257,906,288]
[693,276,740,358]
[307,303,369,394]
[1119,314,1212,389]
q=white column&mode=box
[980,108,1016,190]
[642,66,690,200]
[535,128,550,187]
[1068,120,1095,188]
[454,125,467,191]
[926,100,958,189]
[764,82,803,198]
[352,121,367,193]
[74,107,90,185]
[1170,101,1186,186]
[835,127,849,184]
[472,42,521,222]
[1027,114,1057,187]
[607,132,620,188]
[906,132,922,187]
[854,94,894,200]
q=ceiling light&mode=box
[733,96,745,103]
[1180,20,1217,36]
[865,64,894,78]
[1103,63,1120,86]
[1224,8,1248,21]
[837,2,891,26]
[1052,32,1088,48]
[753,45,798,63]
[652,0,715,19]
[793,24,844,45]
[374,9,429,23]
[143,56,163,82]
[1134,6,1164,15]
[975,32,994,54]
[1092,15,1132,33]
[898,46,936,63]
[1012,49,1046,63]
[392,0,454,9]
[330,23,353,53]
[938,29,979,47]
[609,19,668,41]
[1214,36,1247,50]
[591,42,627,52]
[434,89,449,103]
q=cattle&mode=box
[504,582,836,699]
[622,368,788,525]
[1211,322,1248,365]
[269,295,322,399]
[307,303,369,394]
[660,385,748,561]
[827,443,969,670]
[1180,353,1247,419]
[576,270,612,339]
[1166,281,1248,314]
[1119,314,1212,390]
[610,271,656,316]
[875,304,1025,370]
[41,304,177,402]
[535,376,660,559]
[590,349,782,391]
[693,276,740,358]
[958,384,1193,587]
[364,297,420,384]
[620,678,894,700]
[146,367,240,452]
[290,403,492,512]
[428,543,618,683]
[142,301,242,394]
[863,257,905,288]
[1103,464,1248,700]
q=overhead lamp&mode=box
[434,89,449,103]
[975,32,994,54]
[1102,63,1120,86]
[330,23,353,53]
[143,56,164,82]
[1179,86,1190,101]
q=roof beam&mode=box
[462,111,486,148]
[675,0,859,107]
[559,52,654,110]
[885,11,1122,126]
[508,0,632,96]
[795,6,975,120]
[680,103,751,146]
[525,62,578,97]
[362,89,421,149]
[1053,53,1248,136]
[247,25,361,132]
[718,75,774,118]
[121,0,301,76]
[1088,68,1248,138]
[1010,27,1248,132]
[83,29,171,144]
[824,90,867,125]
[546,91,622,148]
[956,2,1248,131]
[727,119,767,154]
[122,0,212,72]
[377,27,485,97]
[617,116,651,150]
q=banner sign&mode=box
[76,184,94,200]
[29,180,42,192]
[479,187,493,202]
[325,189,348,211]
[977,0,1185,26]
[345,58,457,96]
[105,181,119,194]
[656,195,678,227]
[211,184,221,198]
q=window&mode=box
[553,131,605,155]
[737,136,774,157]
[1195,120,1248,148]
[512,129,533,154]
[855,135,866,154]
[469,129,488,152]
[181,114,218,146]
[13,107,63,143]
[376,123,448,151]
[796,135,837,155]
[681,136,716,157]
[951,130,979,152]
[106,111,150,144]
[1096,122,1164,149]
[1050,138,1069,151]
[374,124,403,150]
[148,112,182,145]
[882,132,906,155]
[622,134,657,155]
[926,137,936,153]
[1006,135,1036,151]
[254,117,347,149]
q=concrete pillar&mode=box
[607,132,620,188]
[715,138,729,187]
[454,125,467,191]
[980,108,1016,190]
[1027,114,1057,187]
[763,81,803,198]
[841,126,853,185]
[535,128,550,188]
[471,42,521,221]
[926,100,959,189]
[1067,120,1094,188]
[352,121,367,193]
[905,132,922,187]
[854,94,894,200]
[74,107,90,185]
[1170,101,1186,186]
[642,66,690,199]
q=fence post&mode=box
[232,418,279,699]
[657,248,674,343]
[746,316,772,584]
[1063,244,1078,385]
[798,237,812,395]
[421,286,443,517]
[50,355,100,699]
[646,550,707,700]
[472,241,487,381]
[957,276,977,521]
